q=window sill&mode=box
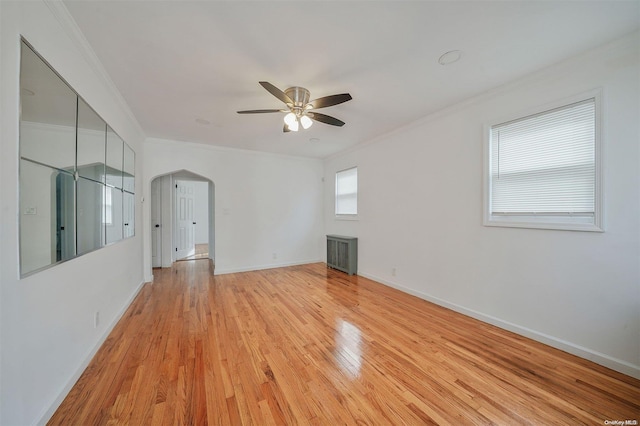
[484,216,603,232]
[335,215,359,221]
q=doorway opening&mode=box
[150,170,215,268]
[177,244,210,261]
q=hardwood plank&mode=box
[49,261,640,425]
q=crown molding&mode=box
[43,0,146,142]
[325,30,640,162]
[145,137,323,163]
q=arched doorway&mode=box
[149,170,215,269]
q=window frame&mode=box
[483,90,603,232]
[335,166,358,220]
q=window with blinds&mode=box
[485,95,602,231]
[335,167,358,216]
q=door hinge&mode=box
[176,247,178,252]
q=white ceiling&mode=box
[63,1,639,159]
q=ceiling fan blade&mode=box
[259,81,293,105]
[308,112,345,127]
[237,109,284,114]
[308,93,352,109]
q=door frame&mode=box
[148,170,215,271]
[150,177,162,268]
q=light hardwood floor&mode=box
[49,261,639,425]
[177,244,209,261]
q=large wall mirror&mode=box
[19,39,136,276]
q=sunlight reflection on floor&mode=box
[334,319,363,379]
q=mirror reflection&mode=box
[19,39,136,277]
[77,178,106,255]
[123,192,135,238]
[123,143,135,193]
[106,188,124,244]
[20,160,76,274]
[20,41,76,172]
[77,98,106,182]
[106,126,123,190]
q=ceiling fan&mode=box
[237,81,352,132]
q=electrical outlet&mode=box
[391,267,397,277]
[272,252,277,260]
[94,311,100,328]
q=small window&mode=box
[485,95,601,231]
[336,167,358,216]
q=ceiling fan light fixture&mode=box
[284,112,297,126]
[300,115,313,129]
[238,82,352,133]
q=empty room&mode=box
[1,1,639,424]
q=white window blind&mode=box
[488,97,599,229]
[336,167,357,215]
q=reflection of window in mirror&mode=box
[104,186,113,226]
[77,177,105,256]
[106,189,124,244]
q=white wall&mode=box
[143,138,324,280]
[324,33,640,378]
[0,2,146,425]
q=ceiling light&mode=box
[438,50,462,65]
[239,82,351,133]
[300,115,313,130]
[288,119,299,132]
[284,112,297,126]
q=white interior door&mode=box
[175,180,195,260]
[151,178,162,267]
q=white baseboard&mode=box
[214,259,323,275]
[37,279,146,425]
[358,271,640,380]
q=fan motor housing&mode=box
[285,87,310,108]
